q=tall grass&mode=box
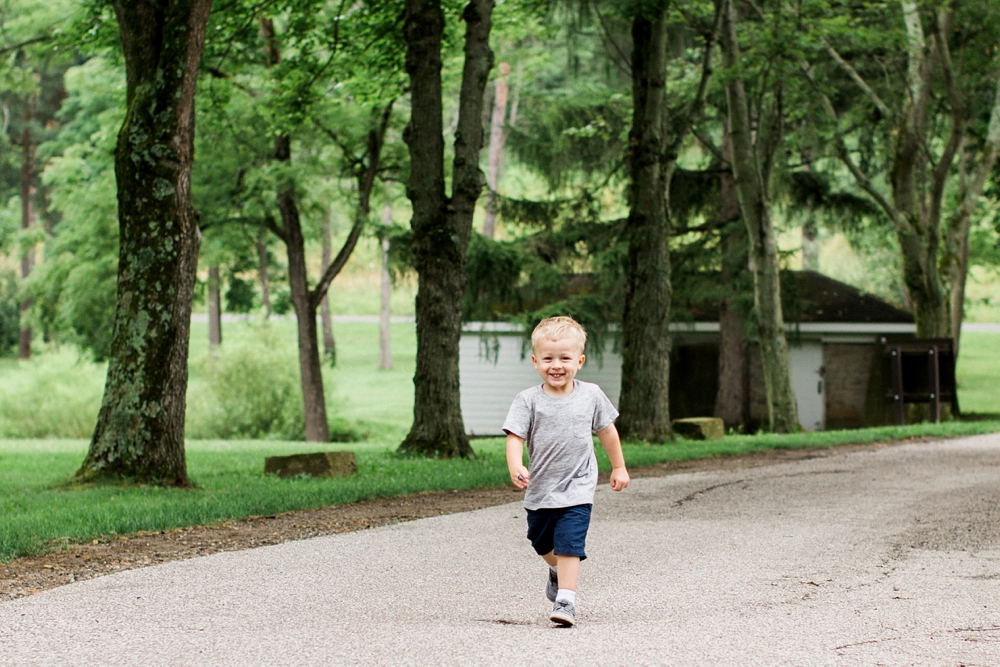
[0,351,105,438]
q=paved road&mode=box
[3,435,1000,666]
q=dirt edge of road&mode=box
[1,441,904,602]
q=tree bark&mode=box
[19,125,34,360]
[483,62,509,239]
[320,209,336,364]
[617,7,672,443]
[275,130,330,442]
[208,264,222,347]
[77,0,213,485]
[399,0,493,458]
[720,0,799,433]
[379,200,393,370]
[714,130,749,430]
[256,232,271,320]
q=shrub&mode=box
[186,328,306,440]
[0,271,19,357]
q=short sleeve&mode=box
[502,391,532,440]
[591,386,619,432]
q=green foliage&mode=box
[0,271,21,356]
[0,349,105,437]
[509,85,630,188]
[187,328,306,440]
[22,56,124,359]
[225,276,256,314]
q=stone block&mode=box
[264,451,357,479]
[672,417,725,441]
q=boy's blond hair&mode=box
[531,316,587,354]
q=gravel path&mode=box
[3,435,999,666]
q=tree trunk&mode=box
[617,7,672,443]
[714,131,749,430]
[399,0,493,458]
[379,200,393,370]
[483,62,509,239]
[19,125,34,360]
[720,0,799,433]
[78,0,213,485]
[801,216,819,271]
[320,209,336,364]
[276,131,330,443]
[208,264,222,347]
[259,17,330,442]
[257,232,271,320]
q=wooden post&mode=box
[890,347,905,426]
[928,345,940,423]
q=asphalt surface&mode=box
[3,435,999,666]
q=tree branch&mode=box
[693,127,727,164]
[593,5,632,77]
[818,35,890,118]
[797,58,907,233]
[0,35,51,55]
[312,100,395,307]
[263,213,286,242]
[666,0,722,158]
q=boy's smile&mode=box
[531,338,585,397]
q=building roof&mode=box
[683,271,913,324]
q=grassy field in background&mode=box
[3,420,1000,562]
[955,331,1000,414]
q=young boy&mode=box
[503,316,630,627]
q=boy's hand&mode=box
[510,465,529,490]
[506,433,529,490]
[609,466,630,491]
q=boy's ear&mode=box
[579,354,586,366]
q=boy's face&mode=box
[531,337,585,395]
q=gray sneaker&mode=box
[546,568,558,602]
[550,600,575,627]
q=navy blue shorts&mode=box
[525,504,592,560]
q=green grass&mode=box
[955,331,1000,414]
[3,420,1000,562]
[1,322,999,561]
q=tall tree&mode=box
[76,0,214,485]
[320,208,335,364]
[399,0,494,458]
[259,17,393,442]
[483,61,510,239]
[379,198,393,370]
[719,0,799,433]
[800,0,1000,343]
[18,115,34,359]
[713,129,750,431]
[617,1,719,442]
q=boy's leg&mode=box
[555,554,580,591]
[541,551,557,568]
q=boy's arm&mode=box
[596,424,630,491]
[505,433,529,490]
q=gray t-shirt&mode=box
[502,380,619,510]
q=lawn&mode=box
[1,323,999,562]
[955,331,1000,414]
[4,420,1000,562]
